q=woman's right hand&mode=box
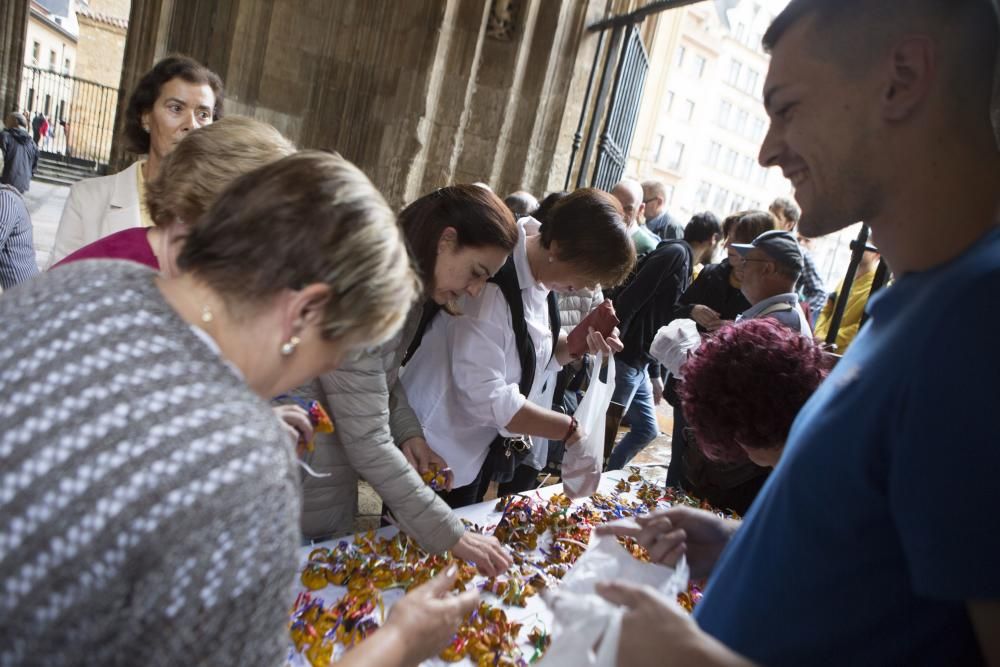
[452,531,513,577]
[381,564,479,665]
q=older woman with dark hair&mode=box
[403,188,636,507]
[676,317,830,512]
[295,184,519,576]
[49,54,224,264]
[0,152,478,666]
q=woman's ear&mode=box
[286,283,333,335]
[438,226,458,254]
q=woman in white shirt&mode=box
[401,188,636,507]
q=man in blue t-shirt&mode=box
[593,1,1000,665]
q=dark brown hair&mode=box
[731,211,778,245]
[539,188,635,287]
[124,55,225,155]
[177,151,418,344]
[398,185,518,295]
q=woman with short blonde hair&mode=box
[1,152,476,666]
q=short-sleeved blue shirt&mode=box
[695,225,1000,666]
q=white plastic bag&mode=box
[537,536,690,667]
[649,318,702,379]
[561,354,616,499]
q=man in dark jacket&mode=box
[606,212,720,470]
[1,113,39,193]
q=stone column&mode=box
[0,0,29,116]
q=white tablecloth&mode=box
[285,469,641,666]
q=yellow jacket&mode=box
[814,270,876,354]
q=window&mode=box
[739,155,754,180]
[696,181,712,206]
[734,22,747,42]
[664,90,675,113]
[57,100,65,122]
[742,68,760,95]
[666,141,686,170]
[664,184,676,206]
[717,100,733,128]
[651,134,665,163]
[676,46,687,68]
[713,187,730,212]
[32,42,40,65]
[731,195,746,213]
[64,58,71,74]
[722,148,738,175]
[734,109,749,136]
[693,54,707,79]
[751,117,767,142]
[681,98,695,122]
[49,50,57,72]
[43,93,51,115]
[755,165,769,187]
[726,59,742,86]
[706,141,722,167]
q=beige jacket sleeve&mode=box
[316,347,464,553]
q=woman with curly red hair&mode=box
[676,318,830,512]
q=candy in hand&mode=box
[420,464,451,491]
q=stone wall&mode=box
[111,0,657,208]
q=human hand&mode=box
[595,506,739,578]
[586,326,623,358]
[690,305,723,331]
[272,404,313,454]
[382,564,479,665]
[596,580,754,667]
[400,437,452,490]
[651,376,664,406]
[451,531,513,577]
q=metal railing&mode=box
[18,65,119,168]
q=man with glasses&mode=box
[641,179,684,241]
[612,178,659,255]
[732,230,810,334]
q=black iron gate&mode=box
[565,0,707,191]
[19,66,118,168]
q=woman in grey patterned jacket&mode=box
[297,185,518,576]
[0,153,478,667]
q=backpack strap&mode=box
[757,301,794,318]
[490,256,536,395]
[401,300,441,367]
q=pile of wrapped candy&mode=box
[287,472,737,665]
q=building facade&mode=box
[628,0,791,222]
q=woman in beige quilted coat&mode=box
[295,185,518,576]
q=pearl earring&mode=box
[200,305,214,323]
[280,336,301,356]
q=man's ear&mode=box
[881,35,936,122]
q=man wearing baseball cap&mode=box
[731,229,810,334]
